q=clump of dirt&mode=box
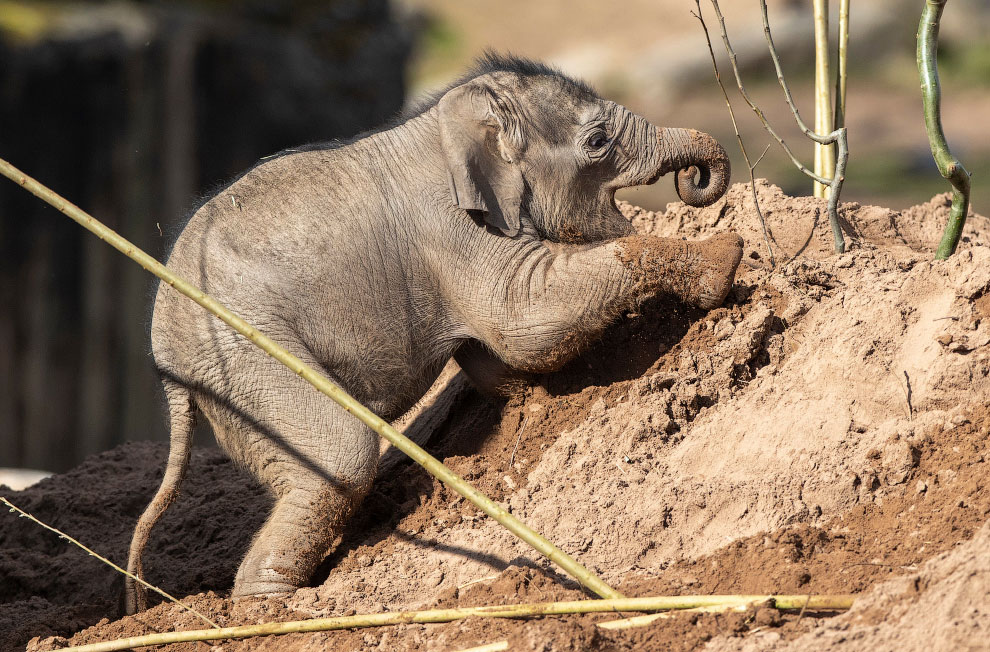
[6,181,990,652]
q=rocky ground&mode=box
[3,181,989,651]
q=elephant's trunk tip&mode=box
[668,129,731,208]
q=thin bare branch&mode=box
[692,0,775,267]
[708,0,828,185]
[753,142,772,169]
[1,497,220,629]
[708,0,849,253]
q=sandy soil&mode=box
[4,182,990,651]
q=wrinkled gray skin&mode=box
[126,55,742,612]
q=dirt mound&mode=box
[6,181,990,651]
[706,520,990,652]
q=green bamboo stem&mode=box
[918,0,972,259]
[813,0,835,199]
[57,595,856,652]
[0,157,621,602]
[1,497,219,629]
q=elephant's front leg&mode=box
[618,231,744,311]
[455,339,533,396]
[468,232,743,374]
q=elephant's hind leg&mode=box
[232,477,365,598]
[198,354,379,600]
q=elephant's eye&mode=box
[587,132,609,150]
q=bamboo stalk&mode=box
[597,603,747,630]
[0,157,622,603]
[918,0,972,259]
[56,595,855,652]
[834,0,849,131]
[813,0,835,198]
[457,643,509,652]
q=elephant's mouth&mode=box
[642,169,663,186]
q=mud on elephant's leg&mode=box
[193,351,379,600]
[463,231,743,378]
[233,480,362,598]
[616,232,744,310]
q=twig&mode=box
[55,594,855,652]
[759,0,849,253]
[457,643,508,652]
[794,594,813,625]
[509,416,528,467]
[753,142,772,169]
[0,497,219,629]
[842,561,895,569]
[890,369,914,420]
[706,0,850,254]
[692,0,776,268]
[903,370,914,420]
[918,0,972,259]
[456,574,501,591]
[0,156,622,602]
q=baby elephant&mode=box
[126,53,742,612]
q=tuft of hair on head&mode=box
[402,50,597,119]
[469,50,595,93]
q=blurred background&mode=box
[1,0,987,474]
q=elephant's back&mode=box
[147,146,437,412]
[150,151,347,374]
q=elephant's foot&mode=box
[232,485,356,599]
[690,232,744,309]
[618,231,743,310]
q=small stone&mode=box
[625,466,646,484]
[836,254,854,269]
[916,479,928,494]
[714,318,735,341]
[26,636,69,652]
[426,568,445,587]
[754,607,783,627]
[949,338,973,353]
[936,333,954,347]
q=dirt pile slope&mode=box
[5,181,990,651]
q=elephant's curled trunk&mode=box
[658,128,731,208]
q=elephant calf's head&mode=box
[434,53,731,243]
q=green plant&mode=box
[918,0,972,259]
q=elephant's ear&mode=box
[437,83,524,237]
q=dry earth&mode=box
[3,181,990,651]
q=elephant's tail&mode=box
[125,379,196,614]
